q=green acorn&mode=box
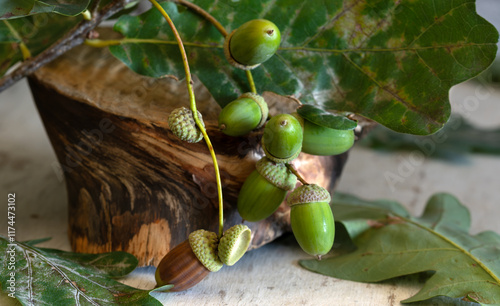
[218,93,269,136]
[262,113,303,163]
[301,119,355,156]
[168,107,205,143]
[237,157,297,222]
[155,229,222,292]
[218,224,252,266]
[288,184,334,259]
[224,19,281,70]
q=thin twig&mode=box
[150,0,225,238]
[286,163,309,185]
[0,0,130,93]
[84,37,219,49]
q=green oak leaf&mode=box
[0,0,33,19]
[109,0,498,135]
[0,236,163,305]
[109,1,242,107]
[300,193,500,304]
[296,104,357,130]
[0,0,91,20]
[0,14,80,76]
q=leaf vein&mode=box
[341,52,439,129]
[407,1,474,48]
[361,248,460,256]
[405,218,500,286]
[280,0,307,46]
[280,42,496,53]
[23,248,34,305]
[301,0,363,48]
[21,243,102,305]
[415,50,443,82]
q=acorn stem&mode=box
[286,163,309,185]
[245,70,257,94]
[150,0,224,237]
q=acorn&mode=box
[168,107,205,143]
[287,184,335,259]
[155,229,222,291]
[301,119,355,156]
[224,19,281,70]
[237,156,297,222]
[218,224,252,266]
[262,113,303,163]
[218,93,269,136]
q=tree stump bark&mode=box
[28,29,355,266]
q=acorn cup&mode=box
[218,93,269,136]
[237,157,297,222]
[218,224,252,266]
[168,106,205,143]
[155,229,222,292]
[224,19,281,70]
[261,113,303,163]
[287,184,335,260]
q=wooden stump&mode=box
[28,30,353,266]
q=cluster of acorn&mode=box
[158,18,355,291]
[216,20,355,259]
[225,108,354,259]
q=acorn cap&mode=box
[218,224,252,266]
[287,184,331,206]
[261,141,301,163]
[239,92,269,129]
[188,229,223,272]
[256,157,297,190]
[168,107,205,143]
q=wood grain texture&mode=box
[27,29,370,266]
